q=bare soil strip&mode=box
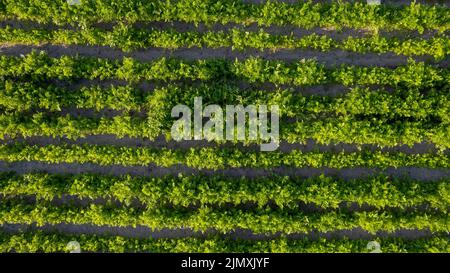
[0,161,447,181]
[58,108,125,118]
[0,45,446,68]
[131,21,444,40]
[0,19,445,40]
[58,107,146,119]
[29,78,354,96]
[0,223,438,241]
[0,136,441,154]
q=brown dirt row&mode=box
[0,44,447,68]
[131,21,444,40]
[0,223,439,241]
[0,135,442,155]
[0,18,446,40]
[0,161,447,181]
[27,78,355,96]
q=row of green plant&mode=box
[0,80,146,112]
[1,112,448,148]
[0,113,152,139]
[0,26,448,59]
[0,199,448,234]
[0,144,448,169]
[283,118,449,149]
[1,80,449,122]
[145,81,450,148]
[0,0,448,32]
[0,231,448,253]
[0,172,448,210]
[0,51,447,87]
[2,79,448,148]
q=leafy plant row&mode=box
[1,112,448,148]
[0,231,448,253]
[0,80,146,112]
[0,144,448,169]
[0,172,448,210]
[0,51,447,88]
[1,80,449,122]
[283,118,449,149]
[0,0,448,32]
[2,80,448,148]
[0,26,448,59]
[0,199,448,234]
[0,113,151,139]
[145,82,450,148]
